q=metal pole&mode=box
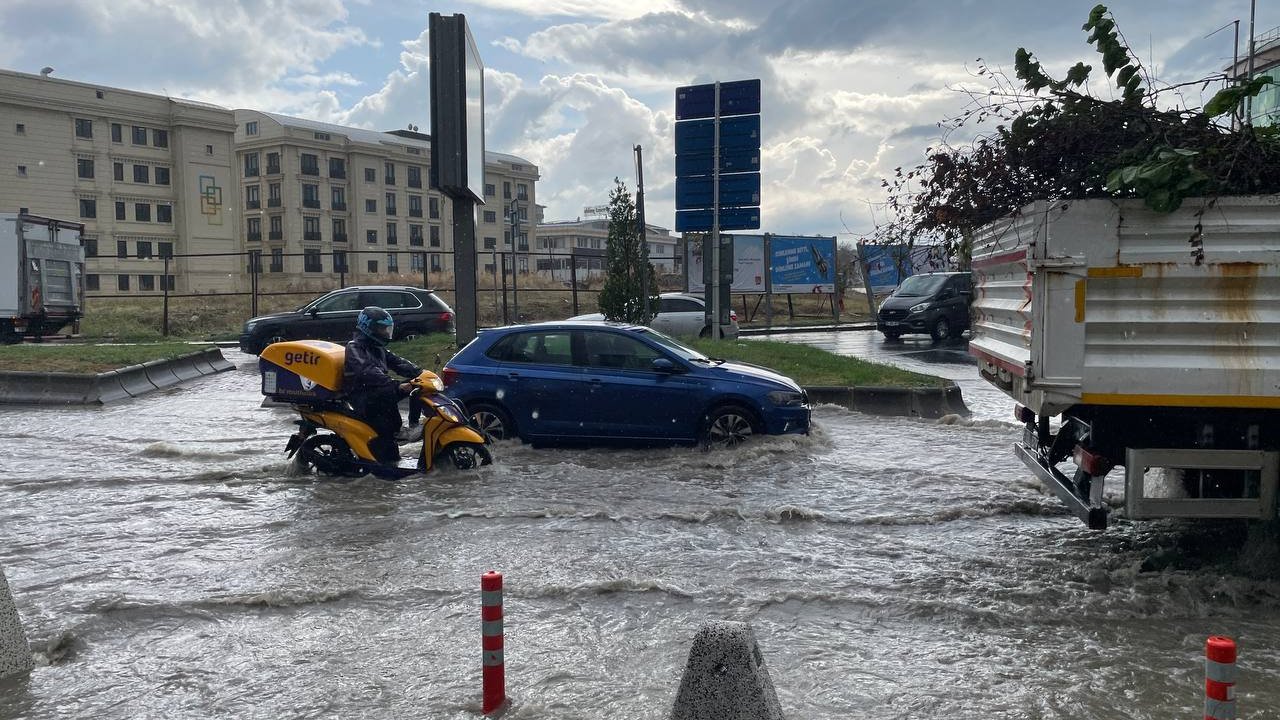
[634,144,650,322]
[1246,0,1257,122]
[162,254,170,337]
[710,82,721,340]
[500,252,509,324]
[492,248,499,327]
[512,251,519,322]
[571,256,579,316]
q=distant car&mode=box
[568,292,740,339]
[238,285,454,355]
[441,321,810,448]
[877,271,972,342]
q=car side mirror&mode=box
[652,358,678,373]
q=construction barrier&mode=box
[0,348,233,405]
[0,567,33,680]
[803,384,970,419]
[481,571,508,715]
[1205,636,1237,720]
[670,621,785,720]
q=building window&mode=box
[117,274,130,291]
[483,210,496,223]
[331,186,346,211]
[429,196,440,219]
[430,225,440,248]
[483,236,496,249]
[367,259,378,273]
[268,183,281,207]
[269,215,283,240]
[302,183,320,209]
[332,219,347,242]
[270,248,283,273]
[518,233,529,251]
[206,144,213,155]
[301,153,319,175]
[139,274,155,292]
[366,229,378,244]
[385,192,397,215]
[15,123,24,134]
[266,152,280,174]
[304,249,322,272]
[329,158,345,179]
[387,252,399,272]
[431,253,442,272]
[157,205,172,223]
[137,241,153,259]
[411,252,424,271]
[109,162,123,179]
[132,126,147,145]
[117,240,128,258]
[365,199,377,213]
[364,167,376,182]
[384,162,395,185]
[518,256,528,273]
[503,181,511,199]
[79,198,97,218]
[518,207,528,221]
[244,152,259,177]
[333,250,348,272]
[517,183,528,201]
[75,118,93,139]
[303,215,321,242]
[246,184,260,209]
[16,165,25,178]
[408,165,422,188]
[153,130,168,148]
[162,275,175,291]
[115,201,125,221]
[484,183,495,197]
[111,123,122,143]
[135,203,151,222]
[247,217,262,241]
[133,164,149,184]
[86,274,99,291]
[77,158,94,179]
[409,224,423,246]
[386,222,398,245]
[155,167,170,186]
[409,195,423,218]
[84,238,98,257]
[314,131,331,141]
[245,121,259,136]
[159,242,173,258]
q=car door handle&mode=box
[506,372,520,380]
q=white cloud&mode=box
[466,0,680,21]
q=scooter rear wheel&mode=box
[440,442,493,470]
[293,434,367,477]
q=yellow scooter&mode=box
[259,340,492,479]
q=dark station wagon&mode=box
[239,285,454,355]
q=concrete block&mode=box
[115,365,158,398]
[851,386,916,417]
[202,348,235,373]
[142,359,181,389]
[670,621,785,720]
[169,357,203,382]
[0,567,33,680]
[94,370,132,404]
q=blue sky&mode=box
[3,1,1278,240]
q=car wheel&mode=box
[265,333,286,347]
[930,317,950,343]
[702,404,757,450]
[881,330,902,341]
[469,402,516,441]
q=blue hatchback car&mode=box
[441,321,810,447]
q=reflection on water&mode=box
[0,352,1277,719]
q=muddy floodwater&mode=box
[2,348,1279,719]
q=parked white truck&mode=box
[1,213,86,343]
[970,196,1280,529]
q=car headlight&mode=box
[768,390,806,407]
[909,302,930,314]
[244,320,258,332]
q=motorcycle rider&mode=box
[343,306,422,464]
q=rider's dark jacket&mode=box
[342,332,422,395]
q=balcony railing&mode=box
[408,208,423,218]
[269,231,283,241]
[304,231,321,242]
[301,166,320,176]
[303,199,321,209]
[408,178,422,189]
[246,200,261,210]
[333,233,348,243]
[386,206,397,216]
[247,232,262,242]
[332,202,347,211]
[267,198,282,208]
[266,164,281,175]
[410,236,424,246]
[330,169,346,179]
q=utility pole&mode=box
[1247,0,1257,123]
[634,144,650,322]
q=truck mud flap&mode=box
[1015,442,1108,530]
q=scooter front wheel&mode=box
[439,441,493,470]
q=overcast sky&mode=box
[3,1,1276,239]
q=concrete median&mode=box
[804,382,969,419]
[0,348,235,405]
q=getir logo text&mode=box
[284,351,321,366]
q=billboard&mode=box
[770,236,836,294]
[687,234,765,292]
[859,244,950,291]
[428,13,485,203]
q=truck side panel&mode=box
[0,218,18,317]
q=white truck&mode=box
[1,213,86,343]
[970,196,1280,529]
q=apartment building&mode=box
[0,68,240,295]
[536,218,680,283]
[233,111,539,285]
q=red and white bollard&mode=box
[1205,636,1237,720]
[481,571,507,715]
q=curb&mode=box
[740,323,875,336]
[0,348,235,405]
[803,383,969,419]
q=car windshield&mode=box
[893,274,949,297]
[634,327,709,362]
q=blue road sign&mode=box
[676,148,760,177]
[675,207,761,232]
[676,79,761,120]
[676,173,760,210]
[674,115,761,154]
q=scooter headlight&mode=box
[436,404,462,423]
[429,376,444,391]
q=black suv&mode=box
[876,271,972,342]
[238,286,455,355]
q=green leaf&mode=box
[1065,62,1092,87]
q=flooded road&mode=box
[2,349,1279,719]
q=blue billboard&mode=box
[770,236,836,293]
[859,244,951,291]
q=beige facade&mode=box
[536,218,680,283]
[233,111,539,287]
[0,68,239,295]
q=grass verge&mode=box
[0,343,210,374]
[684,337,944,388]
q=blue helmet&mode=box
[356,306,394,345]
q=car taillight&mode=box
[440,366,460,387]
[440,311,454,323]
[730,310,738,321]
